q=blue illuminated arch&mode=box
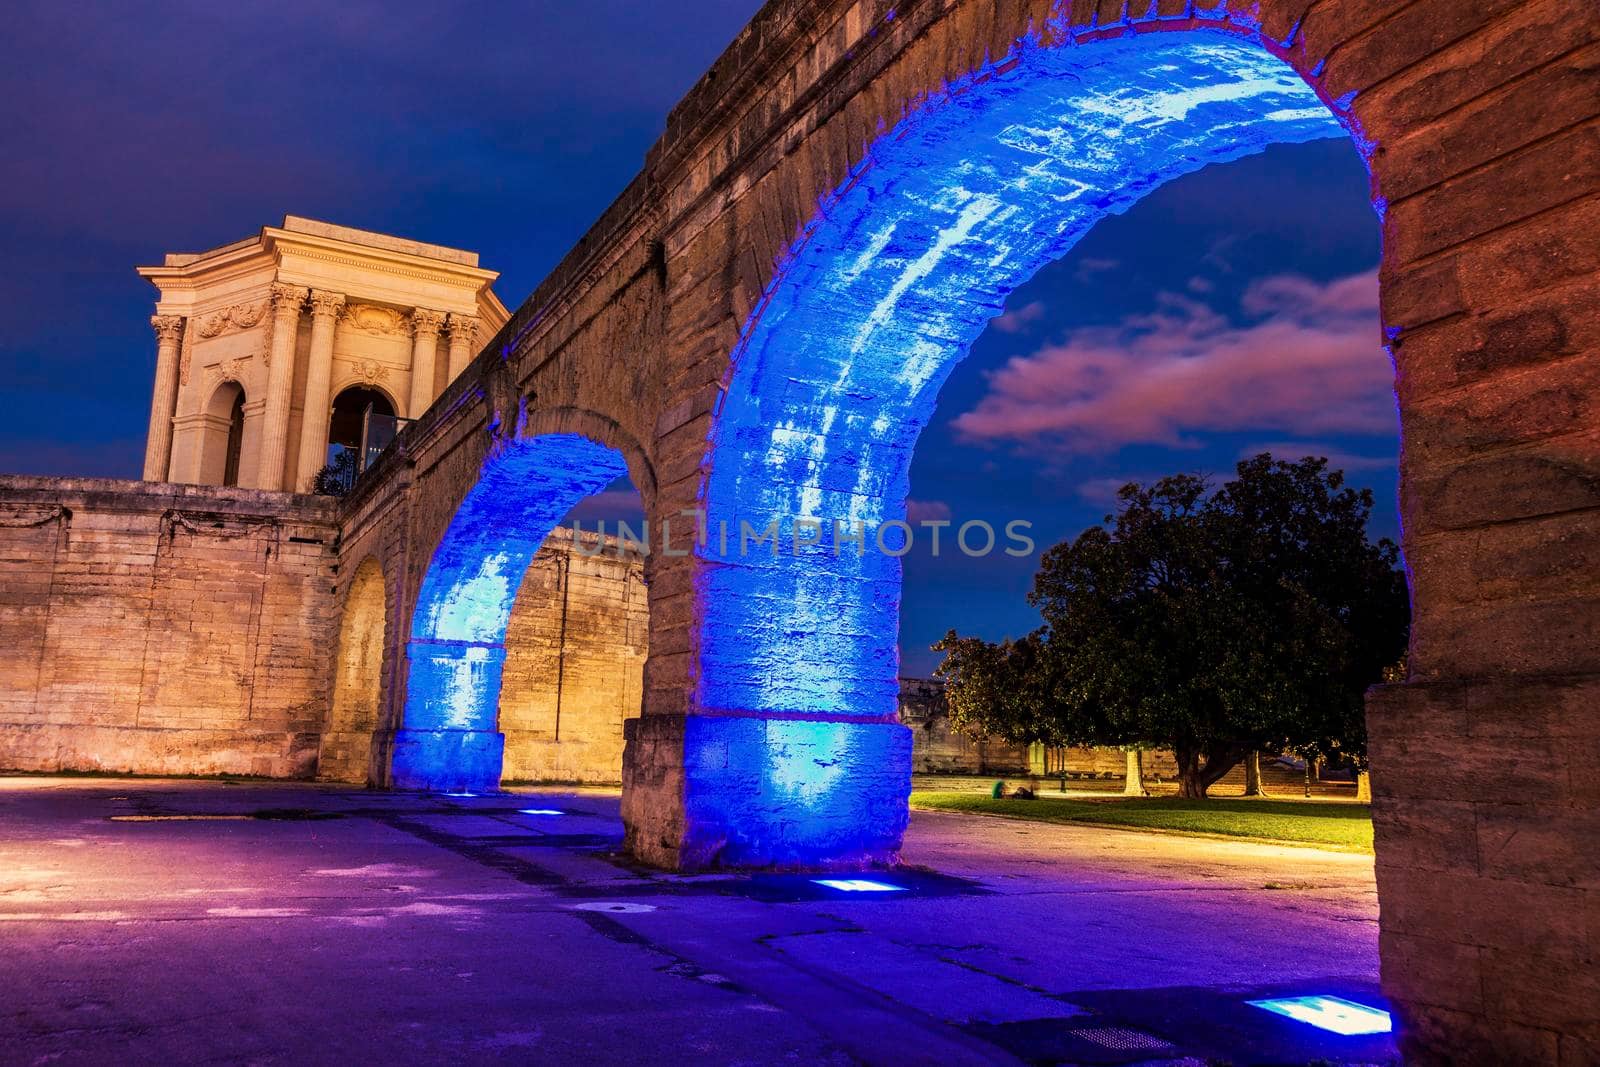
[391,433,629,792]
[689,30,1361,862]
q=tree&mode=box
[934,630,1067,747]
[313,448,358,497]
[1122,749,1148,796]
[936,456,1409,799]
[1243,751,1265,797]
[1208,456,1410,792]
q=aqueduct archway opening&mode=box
[392,432,649,793]
[682,29,1364,866]
[320,555,389,784]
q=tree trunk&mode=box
[1355,769,1372,803]
[1243,751,1264,797]
[1175,746,1247,799]
[1122,749,1147,797]
[1174,749,1208,798]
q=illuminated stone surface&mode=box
[137,216,507,492]
[319,557,388,784]
[678,716,912,867]
[0,477,644,788]
[395,434,629,792]
[0,478,339,777]
[704,35,1342,723]
[683,32,1342,869]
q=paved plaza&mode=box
[0,778,1392,1065]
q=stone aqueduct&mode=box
[141,0,1599,1059]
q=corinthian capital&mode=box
[269,283,310,314]
[448,314,479,343]
[150,315,184,344]
[308,290,347,318]
[410,307,447,336]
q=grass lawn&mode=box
[909,792,1373,851]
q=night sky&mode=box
[0,3,1394,676]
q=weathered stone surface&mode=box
[138,216,509,493]
[0,479,648,790]
[1371,798,1479,874]
[1385,121,1600,267]
[1397,1003,1561,1067]
[1406,447,1600,535]
[0,476,338,778]
[1378,929,1484,1017]
[497,531,648,784]
[318,556,389,784]
[1370,675,1600,1058]
[1410,593,1600,681]
[621,710,913,871]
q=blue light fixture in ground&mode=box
[812,878,907,893]
[1248,995,1393,1035]
[518,808,564,816]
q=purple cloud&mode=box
[952,270,1392,455]
[990,300,1047,334]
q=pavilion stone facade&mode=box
[140,216,509,493]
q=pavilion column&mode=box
[445,314,479,383]
[407,308,446,418]
[141,314,184,481]
[254,283,308,491]
[293,290,346,492]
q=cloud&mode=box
[1073,257,1120,282]
[953,269,1392,455]
[1240,271,1376,319]
[1076,477,1138,507]
[1241,441,1396,473]
[990,300,1046,334]
[906,498,952,524]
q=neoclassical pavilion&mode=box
[138,216,509,493]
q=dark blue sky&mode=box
[0,3,1392,676]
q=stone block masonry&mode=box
[0,476,339,777]
[498,530,648,783]
[0,479,648,785]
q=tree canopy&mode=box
[934,455,1409,797]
